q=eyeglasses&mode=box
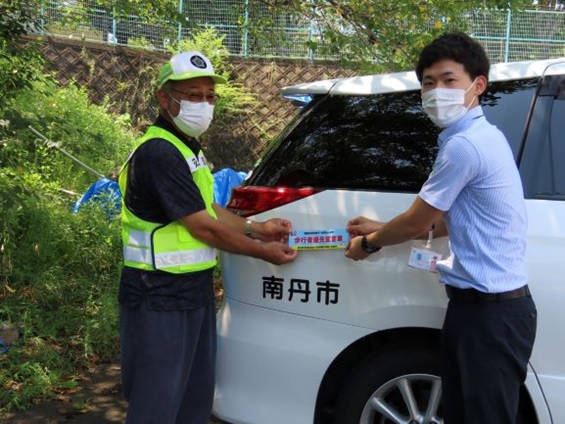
[169,88,220,105]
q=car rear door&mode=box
[223,89,450,329]
[514,61,565,423]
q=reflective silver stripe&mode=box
[123,245,152,264]
[154,247,216,269]
[128,230,151,247]
[123,246,216,268]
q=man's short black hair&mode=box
[415,32,490,83]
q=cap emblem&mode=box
[190,55,207,69]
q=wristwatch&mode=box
[361,235,382,254]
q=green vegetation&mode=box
[0,41,136,412]
[0,7,260,410]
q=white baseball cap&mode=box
[157,51,227,88]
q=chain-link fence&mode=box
[470,8,565,62]
[36,2,565,62]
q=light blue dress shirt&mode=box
[418,106,528,293]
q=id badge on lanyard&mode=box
[408,225,442,273]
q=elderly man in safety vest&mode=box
[118,51,297,424]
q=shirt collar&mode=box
[438,105,485,144]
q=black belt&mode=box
[445,285,531,302]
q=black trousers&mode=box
[120,301,216,424]
[441,291,537,424]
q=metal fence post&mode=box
[308,0,314,60]
[39,3,45,35]
[178,0,184,45]
[505,8,512,62]
[111,7,117,45]
[243,0,249,57]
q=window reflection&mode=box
[253,78,538,193]
[482,79,537,157]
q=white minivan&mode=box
[213,58,565,424]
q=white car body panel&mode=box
[524,199,565,423]
[214,191,565,423]
[214,300,374,424]
[215,298,553,424]
[218,190,448,329]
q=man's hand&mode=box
[260,241,298,265]
[253,218,292,243]
[346,216,385,238]
[344,235,371,261]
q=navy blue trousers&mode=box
[441,295,537,424]
[120,302,216,424]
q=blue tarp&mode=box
[213,168,247,207]
[72,177,121,217]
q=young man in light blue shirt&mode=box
[345,32,537,424]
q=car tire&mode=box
[333,343,443,424]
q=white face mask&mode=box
[421,79,477,128]
[168,98,214,138]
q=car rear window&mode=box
[250,78,538,193]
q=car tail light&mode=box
[226,186,322,217]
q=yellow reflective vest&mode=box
[119,126,217,274]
